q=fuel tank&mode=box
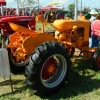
[53,19,90,32]
[53,20,72,31]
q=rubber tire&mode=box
[48,11,56,22]
[56,12,65,20]
[44,11,49,20]
[5,35,26,74]
[69,47,75,57]
[25,41,71,95]
[44,11,55,22]
[92,50,100,70]
[8,49,26,74]
[5,34,11,46]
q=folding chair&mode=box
[0,29,13,93]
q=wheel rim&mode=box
[56,13,64,19]
[97,55,100,68]
[41,54,67,88]
[10,53,28,66]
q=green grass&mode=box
[1,56,100,100]
[36,21,55,32]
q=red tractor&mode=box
[0,5,36,72]
[0,1,36,46]
[0,16,36,35]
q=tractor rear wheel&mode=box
[8,49,28,74]
[92,50,100,70]
[25,41,71,95]
[5,35,27,74]
[68,47,75,57]
[56,12,65,20]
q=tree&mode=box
[68,4,75,12]
[15,0,36,8]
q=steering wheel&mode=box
[29,6,41,21]
[33,6,40,15]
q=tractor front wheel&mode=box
[25,41,71,95]
[92,50,100,70]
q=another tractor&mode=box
[1,6,100,96]
[33,5,73,22]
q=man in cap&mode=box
[89,9,98,23]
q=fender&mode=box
[9,32,20,43]
[8,22,55,55]
[23,33,55,55]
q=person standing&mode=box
[77,11,85,20]
[91,14,100,48]
[89,9,98,23]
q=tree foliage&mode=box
[68,4,75,12]
[15,0,36,8]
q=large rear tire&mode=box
[5,35,27,74]
[25,41,71,95]
[68,47,75,57]
[8,49,27,74]
[56,12,65,20]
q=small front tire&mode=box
[92,50,100,70]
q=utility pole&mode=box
[16,0,19,16]
[80,0,82,11]
[38,0,39,7]
[74,0,78,20]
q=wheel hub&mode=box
[42,57,57,80]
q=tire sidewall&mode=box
[92,50,100,70]
[31,45,70,93]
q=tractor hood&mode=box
[0,16,33,23]
[53,19,90,32]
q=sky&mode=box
[5,0,100,9]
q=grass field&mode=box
[1,22,100,100]
[36,21,55,32]
[1,55,100,100]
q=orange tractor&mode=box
[2,6,100,95]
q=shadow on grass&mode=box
[0,79,24,86]
[0,79,27,98]
[39,57,100,99]
[1,57,100,99]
